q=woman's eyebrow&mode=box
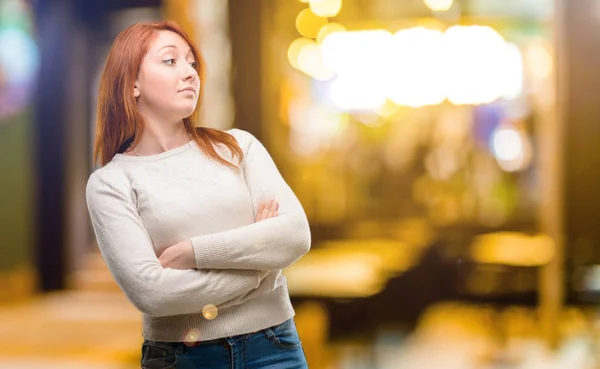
[157,45,176,52]
[156,45,193,55]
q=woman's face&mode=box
[134,31,200,122]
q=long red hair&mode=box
[93,21,242,168]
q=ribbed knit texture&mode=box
[85,129,311,342]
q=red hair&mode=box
[93,21,243,168]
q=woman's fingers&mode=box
[268,201,279,218]
[256,202,266,221]
[257,200,272,221]
[256,199,279,221]
[262,199,274,219]
[266,200,277,218]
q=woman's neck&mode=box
[127,122,190,156]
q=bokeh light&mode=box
[444,25,513,105]
[471,232,555,266]
[202,304,218,320]
[490,124,532,172]
[316,22,346,44]
[423,0,454,12]
[526,42,553,80]
[0,0,39,121]
[297,41,335,81]
[299,25,523,109]
[388,27,446,107]
[296,8,327,39]
[183,328,201,347]
[501,43,524,100]
[0,28,38,84]
[321,30,392,110]
[288,37,315,71]
[309,0,342,18]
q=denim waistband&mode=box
[144,318,292,348]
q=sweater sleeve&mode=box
[85,169,260,317]
[190,129,311,271]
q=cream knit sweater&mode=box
[85,129,311,342]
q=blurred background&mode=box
[1,0,600,367]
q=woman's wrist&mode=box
[158,240,196,269]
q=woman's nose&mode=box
[183,65,196,81]
[183,71,194,81]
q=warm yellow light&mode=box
[388,27,446,107]
[284,239,414,297]
[526,42,553,80]
[296,8,327,39]
[444,25,515,105]
[288,37,314,71]
[202,304,218,320]
[502,43,524,100]
[321,29,392,74]
[288,100,348,157]
[298,42,320,72]
[297,42,335,80]
[329,78,388,111]
[321,30,392,110]
[423,0,454,11]
[310,0,342,17]
[316,22,346,44]
[471,232,555,267]
[307,25,523,109]
[183,328,200,346]
[374,100,400,118]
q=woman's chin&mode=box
[175,105,198,120]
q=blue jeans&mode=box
[141,318,308,369]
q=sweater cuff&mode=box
[190,235,231,269]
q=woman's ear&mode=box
[134,82,140,98]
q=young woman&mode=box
[86,21,311,368]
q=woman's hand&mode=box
[158,240,196,270]
[256,199,279,222]
[159,199,279,270]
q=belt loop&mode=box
[264,328,275,340]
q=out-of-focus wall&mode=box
[164,0,236,131]
[0,0,38,300]
[0,110,35,299]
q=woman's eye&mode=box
[162,59,176,65]
[190,62,197,68]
